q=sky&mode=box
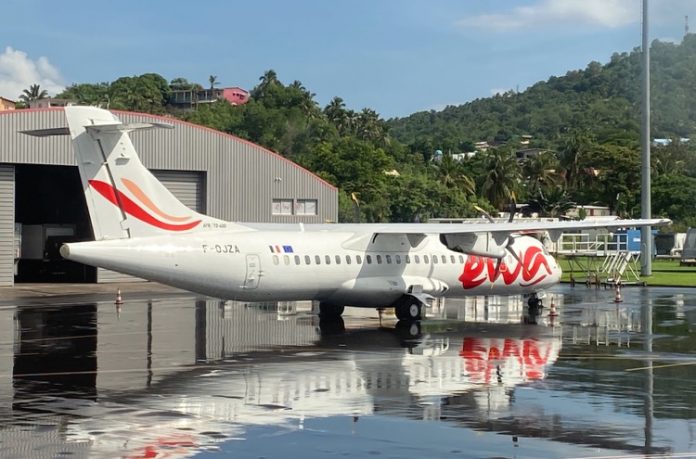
[2,0,696,119]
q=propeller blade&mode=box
[474,205,495,223]
[507,202,516,223]
[507,245,529,276]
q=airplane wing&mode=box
[353,218,671,236]
[288,218,671,258]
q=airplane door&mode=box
[243,254,261,289]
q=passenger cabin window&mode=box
[459,255,464,263]
[305,255,311,265]
[386,255,392,264]
[424,255,430,264]
[315,255,321,265]
[414,255,420,264]
[273,255,279,265]
[432,256,438,264]
[405,255,411,264]
[284,255,290,265]
[325,255,331,265]
[356,255,363,264]
[346,255,352,264]
[376,255,382,264]
[450,255,456,263]
[395,255,401,264]
[335,255,341,264]
[295,255,301,265]
[366,255,372,264]
[442,255,447,264]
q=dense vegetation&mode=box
[55,35,696,228]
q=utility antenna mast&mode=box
[686,15,690,38]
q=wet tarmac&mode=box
[2,285,696,458]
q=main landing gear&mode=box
[318,302,345,320]
[394,296,424,321]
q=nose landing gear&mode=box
[527,293,543,314]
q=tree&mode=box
[652,174,696,230]
[522,151,562,198]
[431,154,475,195]
[252,69,279,100]
[526,186,575,218]
[481,149,521,211]
[19,84,48,103]
[208,75,218,91]
[56,83,110,106]
[108,73,170,114]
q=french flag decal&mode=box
[269,245,294,253]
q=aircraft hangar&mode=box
[0,107,338,286]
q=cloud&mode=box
[457,0,639,32]
[0,47,65,100]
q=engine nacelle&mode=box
[439,232,506,259]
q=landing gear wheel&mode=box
[319,303,345,320]
[395,320,422,338]
[395,298,423,321]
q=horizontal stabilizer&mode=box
[85,121,174,134]
[22,122,174,138]
[21,127,70,137]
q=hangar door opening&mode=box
[14,164,96,283]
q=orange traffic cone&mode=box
[549,298,558,317]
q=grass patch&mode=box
[558,256,696,287]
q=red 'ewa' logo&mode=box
[460,337,555,382]
[458,246,551,289]
[89,179,201,231]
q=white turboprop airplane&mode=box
[25,106,669,321]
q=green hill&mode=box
[52,36,696,226]
[388,34,696,151]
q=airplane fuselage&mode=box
[63,230,562,307]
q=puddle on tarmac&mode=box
[1,286,696,458]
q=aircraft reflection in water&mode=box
[4,288,690,458]
[0,295,560,458]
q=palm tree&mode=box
[522,151,562,197]
[526,186,575,218]
[19,84,48,103]
[559,129,593,191]
[208,75,218,91]
[355,108,388,144]
[251,69,280,101]
[324,97,353,135]
[433,154,475,195]
[481,149,522,211]
[289,80,318,118]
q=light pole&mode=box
[640,0,652,276]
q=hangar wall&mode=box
[0,165,14,286]
[0,108,339,286]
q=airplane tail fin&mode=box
[26,106,243,240]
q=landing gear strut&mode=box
[527,293,543,312]
[527,293,544,309]
[319,303,345,320]
[394,297,423,321]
